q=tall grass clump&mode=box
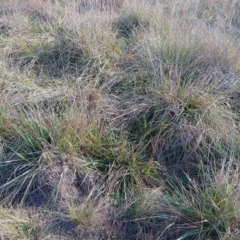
[115,0,240,182]
[0,86,100,204]
[0,0,240,239]
[123,75,239,183]
[125,161,240,239]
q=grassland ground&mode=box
[0,0,240,239]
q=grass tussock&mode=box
[0,0,240,239]
[125,162,240,239]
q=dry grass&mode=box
[0,0,240,239]
[0,206,36,239]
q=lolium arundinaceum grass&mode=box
[120,160,240,239]
[78,125,161,203]
[0,0,240,239]
[0,107,53,204]
[169,165,240,239]
[121,71,240,185]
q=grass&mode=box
[0,205,36,239]
[0,0,240,239]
